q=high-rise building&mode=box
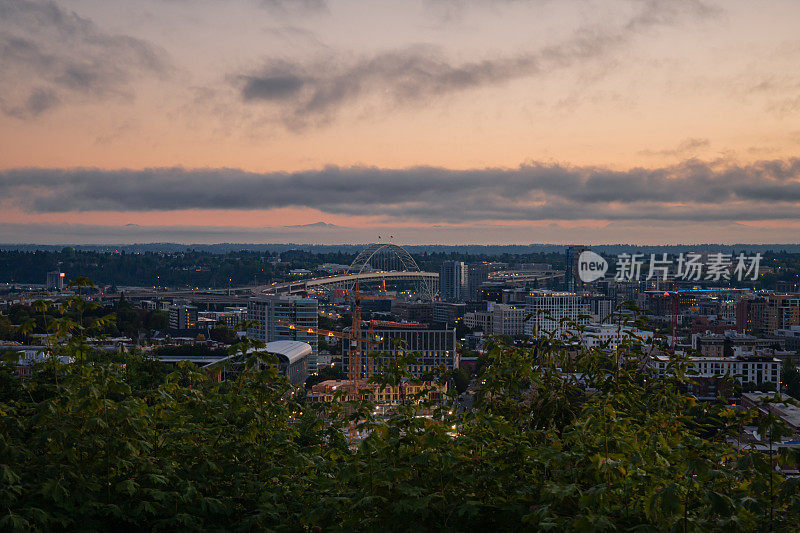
[564,245,589,293]
[343,326,457,380]
[247,295,319,374]
[736,297,766,334]
[524,290,588,337]
[46,271,65,291]
[467,262,490,300]
[169,305,198,330]
[583,295,617,323]
[439,261,467,301]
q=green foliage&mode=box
[305,364,346,389]
[782,357,800,399]
[452,367,471,394]
[3,298,800,531]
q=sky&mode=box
[1,0,799,245]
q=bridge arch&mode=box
[348,243,422,275]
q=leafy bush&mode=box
[2,314,800,531]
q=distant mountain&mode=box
[283,222,339,229]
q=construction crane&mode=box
[346,280,394,382]
[281,281,427,383]
[644,285,750,351]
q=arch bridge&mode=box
[258,243,437,299]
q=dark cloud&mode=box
[2,158,800,224]
[0,0,171,118]
[241,74,307,101]
[237,0,714,128]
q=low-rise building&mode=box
[692,330,783,357]
[741,392,800,438]
[649,354,782,387]
[774,325,800,351]
[572,324,653,350]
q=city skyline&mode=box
[2,0,800,244]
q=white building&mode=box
[524,290,588,337]
[491,303,528,336]
[439,261,467,301]
[572,324,653,350]
[649,354,781,387]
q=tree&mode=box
[304,364,345,389]
[782,357,800,399]
[452,367,470,394]
[2,301,800,531]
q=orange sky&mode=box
[1,0,799,243]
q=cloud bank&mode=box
[2,158,800,224]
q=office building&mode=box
[490,303,528,336]
[692,331,781,358]
[391,300,433,322]
[583,295,616,323]
[463,310,493,332]
[564,245,589,293]
[467,262,491,300]
[197,308,246,329]
[169,305,198,330]
[247,295,319,373]
[307,379,447,406]
[524,290,588,337]
[439,261,467,301]
[774,325,800,351]
[736,297,766,334]
[432,301,466,326]
[46,271,65,291]
[765,295,800,334]
[477,284,507,304]
[343,326,457,380]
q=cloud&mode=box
[236,0,714,128]
[2,158,800,224]
[257,0,327,13]
[638,137,711,157]
[0,0,171,118]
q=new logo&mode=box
[578,250,608,283]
